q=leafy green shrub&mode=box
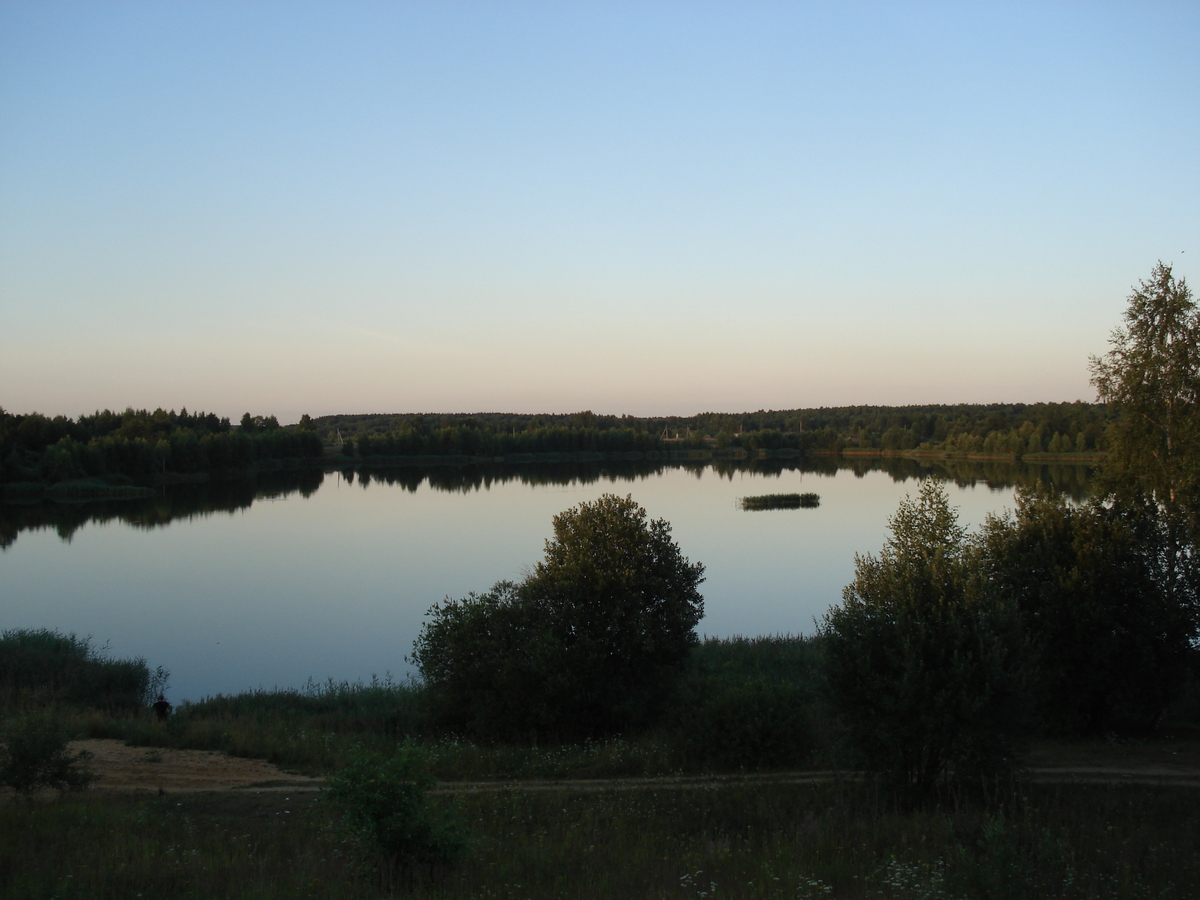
[326,744,463,867]
[982,486,1196,734]
[0,712,94,795]
[413,494,705,741]
[411,581,546,740]
[821,481,1032,800]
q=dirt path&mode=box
[67,740,1200,796]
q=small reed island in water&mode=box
[739,492,820,510]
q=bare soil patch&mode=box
[60,738,1200,796]
[68,740,320,794]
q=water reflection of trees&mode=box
[868,457,1095,498]
[0,469,325,549]
[1,457,1094,549]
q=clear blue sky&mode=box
[2,1,1197,422]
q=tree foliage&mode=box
[314,401,1111,460]
[982,487,1194,734]
[821,481,1031,799]
[1090,261,1200,623]
[412,494,705,741]
[0,407,321,487]
[409,581,547,740]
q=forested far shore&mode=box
[1,402,1108,491]
[0,407,323,489]
[317,401,1111,458]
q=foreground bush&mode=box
[326,744,463,867]
[821,481,1032,800]
[0,712,94,795]
[413,494,705,741]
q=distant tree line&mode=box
[2,399,1112,488]
[319,401,1111,460]
[346,422,661,458]
[0,407,323,486]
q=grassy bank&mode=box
[66,636,826,779]
[3,781,1197,899]
[5,630,1200,898]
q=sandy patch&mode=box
[67,740,322,794]
[50,739,1200,796]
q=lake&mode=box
[0,457,1091,702]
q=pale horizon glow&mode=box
[2,2,1197,424]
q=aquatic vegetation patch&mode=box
[739,493,820,510]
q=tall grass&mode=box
[5,631,1199,897]
[80,675,426,772]
[689,635,825,683]
[0,628,164,712]
[669,636,830,770]
[3,782,1196,899]
[75,638,837,778]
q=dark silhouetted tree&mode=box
[982,486,1194,734]
[1091,261,1200,625]
[821,481,1031,800]
[412,494,705,740]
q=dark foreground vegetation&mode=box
[39,636,819,780]
[0,628,167,713]
[4,781,1198,900]
[3,263,1199,897]
[3,632,1200,899]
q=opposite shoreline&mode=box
[1,447,1102,505]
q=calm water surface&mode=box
[1,461,1089,701]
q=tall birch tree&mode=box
[1090,261,1200,624]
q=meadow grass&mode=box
[77,707,761,780]
[3,781,1196,899]
[0,628,162,712]
[6,633,1200,897]
[69,636,834,778]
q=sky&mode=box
[2,1,1197,423]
